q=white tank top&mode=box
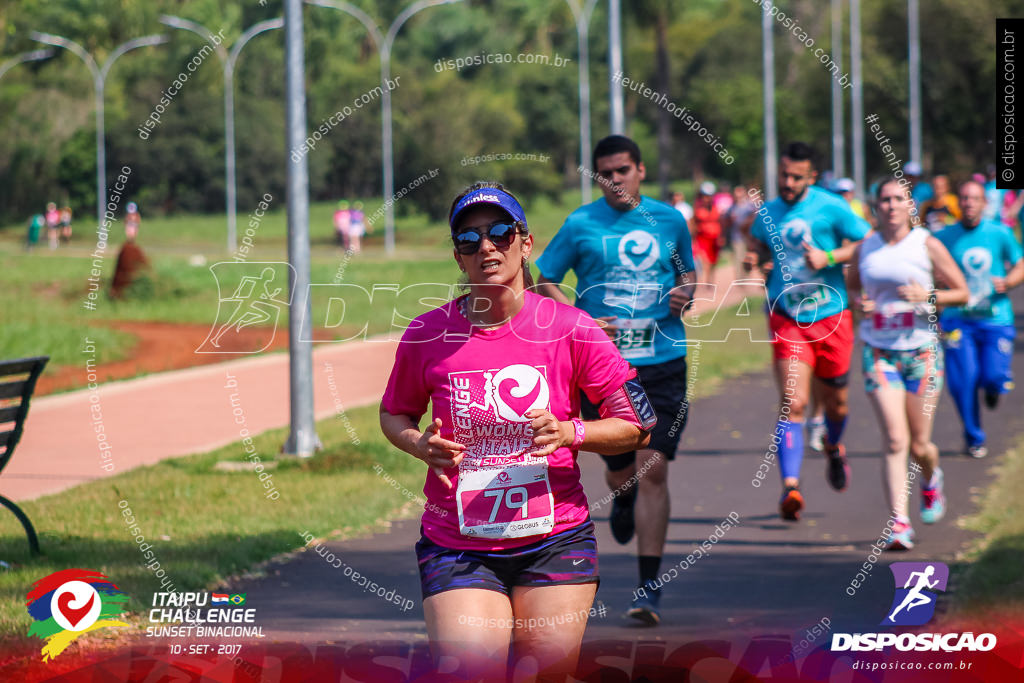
[858,227,937,350]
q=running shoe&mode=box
[967,445,989,459]
[884,520,915,551]
[609,485,637,544]
[807,417,827,452]
[824,442,850,491]
[779,485,803,521]
[920,469,946,524]
[984,391,999,409]
[626,585,661,626]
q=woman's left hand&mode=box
[526,409,571,457]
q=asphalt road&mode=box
[223,293,1024,658]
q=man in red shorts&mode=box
[746,142,870,520]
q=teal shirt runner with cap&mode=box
[536,196,695,366]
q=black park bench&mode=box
[0,356,49,554]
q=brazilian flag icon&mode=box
[229,594,247,605]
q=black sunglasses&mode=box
[452,221,520,255]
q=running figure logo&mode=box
[882,562,949,626]
[198,262,294,354]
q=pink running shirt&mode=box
[381,291,635,551]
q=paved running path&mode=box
[223,292,1024,647]
[9,265,750,502]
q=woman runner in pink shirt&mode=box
[380,182,655,680]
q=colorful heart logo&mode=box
[49,580,102,632]
[57,591,95,630]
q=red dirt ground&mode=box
[35,320,290,396]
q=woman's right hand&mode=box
[416,418,466,489]
[858,294,876,314]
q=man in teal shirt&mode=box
[936,180,1024,458]
[535,135,695,626]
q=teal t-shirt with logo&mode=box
[751,185,870,323]
[535,197,695,365]
[935,220,1023,326]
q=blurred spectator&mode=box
[59,205,73,244]
[983,165,1013,227]
[692,181,723,286]
[903,161,933,206]
[713,184,734,215]
[671,191,694,222]
[920,174,961,231]
[334,200,351,249]
[835,177,869,221]
[26,213,43,250]
[349,201,366,253]
[723,184,756,265]
[125,202,141,241]
[45,202,59,250]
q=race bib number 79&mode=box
[456,462,554,539]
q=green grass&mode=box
[949,437,1024,620]
[0,191,590,380]
[0,191,587,255]
[0,402,426,651]
[0,185,702,388]
[0,301,767,647]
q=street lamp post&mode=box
[0,48,54,82]
[762,3,777,199]
[307,0,461,256]
[608,0,625,134]
[30,32,167,230]
[907,0,922,166]
[831,0,845,178]
[282,0,318,458]
[850,0,865,200]
[565,0,600,204]
[161,15,284,253]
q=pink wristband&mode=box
[570,418,586,449]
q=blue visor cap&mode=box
[449,188,527,232]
